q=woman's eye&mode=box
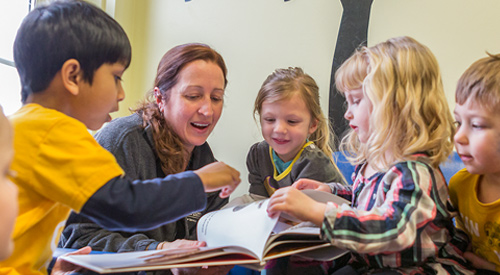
[185,95,199,100]
[263,118,275,123]
[114,75,122,83]
[211,96,223,102]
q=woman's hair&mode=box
[254,67,335,163]
[336,36,454,170]
[134,43,227,175]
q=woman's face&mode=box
[159,60,225,153]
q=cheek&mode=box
[261,124,273,137]
[213,105,223,122]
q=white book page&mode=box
[197,199,279,260]
[60,250,165,270]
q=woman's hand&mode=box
[172,265,234,275]
[292,179,331,193]
[51,247,91,275]
[194,162,240,198]
[157,240,206,250]
[267,187,326,226]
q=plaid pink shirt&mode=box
[322,154,473,274]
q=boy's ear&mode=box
[60,59,82,96]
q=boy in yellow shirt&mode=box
[0,106,92,274]
[449,53,500,274]
[0,1,240,274]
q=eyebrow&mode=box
[184,85,225,92]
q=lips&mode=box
[458,153,473,162]
[272,138,289,145]
[191,122,209,130]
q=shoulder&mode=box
[292,144,341,181]
[94,113,147,150]
[294,144,334,169]
[386,156,441,183]
[10,104,86,134]
[246,141,272,169]
[449,168,476,189]
[191,142,216,168]
[247,141,270,158]
[252,140,270,151]
[300,143,331,161]
[95,113,144,141]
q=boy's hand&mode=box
[292,179,331,193]
[194,162,240,198]
[267,187,326,226]
[464,251,497,271]
[51,246,91,275]
[157,240,206,250]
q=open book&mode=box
[60,190,350,274]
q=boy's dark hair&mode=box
[14,0,132,103]
[456,53,500,110]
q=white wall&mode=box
[114,0,500,199]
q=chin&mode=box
[186,139,207,148]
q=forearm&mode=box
[326,182,352,200]
[60,222,158,252]
[80,172,206,231]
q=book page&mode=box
[197,198,279,260]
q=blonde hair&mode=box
[336,36,454,170]
[456,53,500,111]
[254,67,335,163]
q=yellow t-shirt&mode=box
[0,104,124,275]
[449,168,500,273]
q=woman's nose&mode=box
[198,98,214,117]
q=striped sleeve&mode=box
[321,161,438,256]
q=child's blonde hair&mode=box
[254,67,334,163]
[336,36,454,170]
[456,53,500,111]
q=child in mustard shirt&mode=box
[449,53,500,274]
[0,1,240,274]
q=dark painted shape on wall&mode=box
[329,0,373,149]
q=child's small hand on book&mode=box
[267,187,326,226]
[292,179,331,193]
[172,265,234,275]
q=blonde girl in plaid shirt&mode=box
[267,36,473,275]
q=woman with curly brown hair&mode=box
[59,43,235,275]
